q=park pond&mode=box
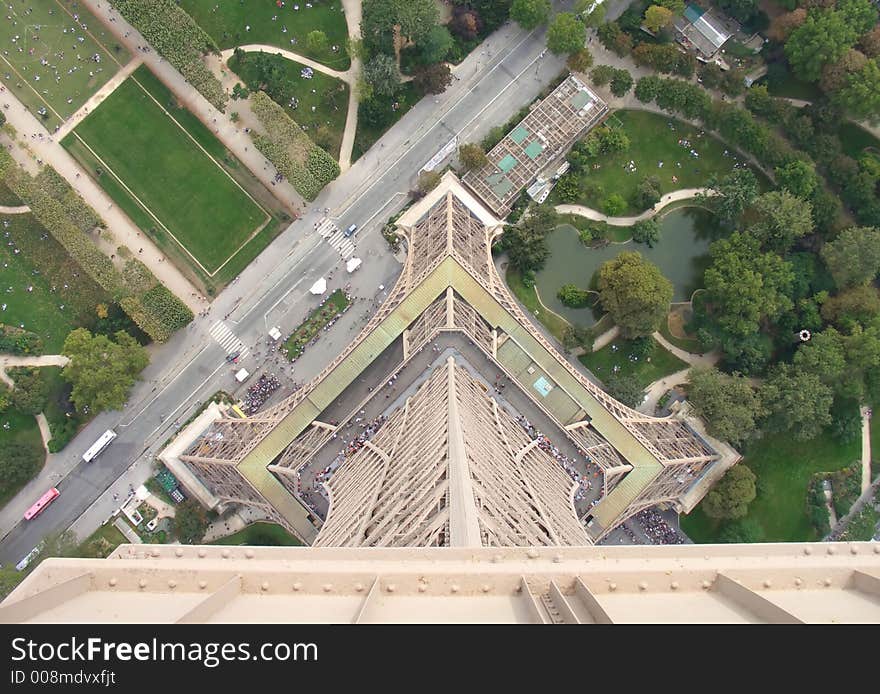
[534,207,719,326]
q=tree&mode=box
[459,143,489,171]
[747,190,814,253]
[768,8,807,43]
[450,7,483,41]
[8,367,49,415]
[702,465,757,521]
[688,367,766,447]
[510,0,551,29]
[557,284,591,307]
[719,517,765,543]
[567,48,594,73]
[305,30,329,54]
[503,206,558,274]
[415,170,441,196]
[643,5,674,32]
[602,193,627,216]
[820,226,880,288]
[792,327,847,391]
[0,440,42,495]
[700,168,759,226]
[554,173,584,203]
[861,25,880,58]
[546,12,585,56]
[605,372,645,408]
[61,329,149,414]
[413,62,452,95]
[597,252,673,338]
[636,176,661,210]
[775,159,819,199]
[363,54,401,96]
[785,9,860,82]
[417,25,454,65]
[580,1,606,28]
[394,0,440,44]
[820,48,867,93]
[632,218,662,247]
[610,68,634,97]
[703,232,794,338]
[821,285,880,328]
[760,365,834,440]
[718,0,759,24]
[591,64,615,86]
[833,59,880,120]
[174,499,209,544]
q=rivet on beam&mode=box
[175,548,184,558]
[827,546,835,555]
[245,550,255,559]
[491,554,502,564]
[481,584,491,593]
[701,580,711,590]
[138,579,147,590]
[451,584,460,593]
[322,584,333,593]
[875,545,880,554]
[386,584,396,593]
[794,578,803,587]
[418,583,428,593]
[292,582,302,592]
[168,580,177,589]
[198,549,207,558]
[553,554,563,564]
[150,548,160,558]
[198,581,208,590]
[824,578,833,587]
[354,583,365,592]
[527,548,539,559]
[850,545,859,555]
[221,549,231,559]
[608,583,617,592]
[638,582,648,592]
[670,582,679,591]
[261,582,270,592]
[763,579,772,588]
[803,547,812,555]
[108,578,117,587]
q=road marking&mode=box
[209,321,249,358]
[315,217,355,259]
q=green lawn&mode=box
[228,51,349,160]
[558,110,760,215]
[681,430,861,543]
[837,121,880,161]
[505,266,570,344]
[839,504,879,541]
[0,183,23,207]
[0,409,44,509]
[210,522,302,546]
[353,82,422,162]
[283,288,350,359]
[0,0,130,129]
[0,212,109,352]
[62,67,268,276]
[178,0,350,70]
[578,337,687,389]
[76,523,127,559]
[658,308,703,354]
[762,65,823,102]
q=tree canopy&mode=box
[510,0,551,29]
[702,464,757,521]
[458,143,489,171]
[597,252,673,338]
[820,226,880,288]
[687,367,766,447]
[747,190,814,253]
[546,13,586,55]
[760,365,834,441]
[174,499,209,544]
[61,329,149,414]
[701,169,759,226]
[503,206,558,275]
[643,5,674,32]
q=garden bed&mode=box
[282,289,351,360]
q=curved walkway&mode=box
[0,204,30,214]
[556,188,713,226]
[0,354,69,387]
[220,37,362,172]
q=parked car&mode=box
[343,223,358,238]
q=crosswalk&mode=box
[315,217,356,259]
[209,321,249,359]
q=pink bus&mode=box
[23,487,60,521]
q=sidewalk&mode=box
[861,405,873,494]
[0,354,69,388]
[556,188,711,226]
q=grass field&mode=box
[0,0,130,129]
[578,337,687,389]
[178,0,350,70]
[0,212,109,352]
[837,121,880,161]
[76,522,127,559]
[0,183,23,207]
[210,522,302,546]
[681,430,861,543]
[62,67,269,277]
[228,51,349,159]
[353,82,421,162]
[557,110,761,215]
[505,266,570,345]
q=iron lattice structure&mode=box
[180,173,736,545]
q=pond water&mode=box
[534,207,720,326]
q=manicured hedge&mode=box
[122,258,158,295]
[113,0,228,111]
[250,91,339,200]
[140,284,194,335]
[35,168,103,232]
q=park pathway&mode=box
[0,93,204,312]
[55,58,143,141]
[637,333,720,414]
[861,405,873,494]
[80,0,304,216]
[0,204,29,214]
[556,188,712,226]
[0,354,69,388]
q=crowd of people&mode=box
[635,508,684,545]
[241,373,281,415]
[515,414,600,504]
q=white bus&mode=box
[82,429,117,463]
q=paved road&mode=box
[0,16,570,564]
